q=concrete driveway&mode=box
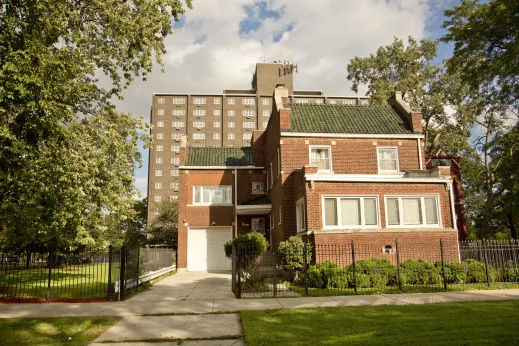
[129,271,235,302]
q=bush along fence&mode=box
[231,239,519,298]
[0,246,175,302]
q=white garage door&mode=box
[187,227,232,271]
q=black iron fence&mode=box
[0,246,175,302]
[232,239,519,298]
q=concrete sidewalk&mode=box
[1,289,518,319]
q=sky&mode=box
[111,0,461,199]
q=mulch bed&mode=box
[0,297,108,304]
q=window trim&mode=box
[192,185,233,206]
[252,181,264,194]
[309,145,333,172]
[296,198,306,233]
[384,195,442,228]
[278,206,282,225]
[321,195,380,229]
[377,146,400,173]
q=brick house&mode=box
[177,86,461,271]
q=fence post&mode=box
[351,240,357,293]
[303,243,309,296]
[482,239,491,287]
[46,250,53,303]
[107,246,112,300]
[396,240,403,291]
[440,239,448,290]
[236,246,241,299]
[272,250,277,297]
[119,246,126,301]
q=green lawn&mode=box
[0,317,120,346]
[0,263,118,299]
[241,300,519,345]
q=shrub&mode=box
[464,259,488,283]
[278,236,312,270]
[307,261,338,288]
[223,231,268,259]
[327,267,349,289]
[353,259,397,287]
[500,265,519,282]
[400,260,441,285]
[436,261,467,284]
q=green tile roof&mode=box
[290,104,412,134]
[238,195,271,206]
[185,147,254,167]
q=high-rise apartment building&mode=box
[147,62,367,220]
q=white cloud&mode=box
[115,0,435,196]
[133,177,148,200]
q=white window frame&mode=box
[157,109,164,115]
[156,121,164,128]
[296,198,306,233]
[343,100,355,105]
[170,169,179,176]
[243,121,255,128]
[214,121,221,128]
[377,147,400,173]
[192,185,233,206]
[172,109,185,116]
[172,121,185,128]
[156,145,163,152]
[243,133,252,140]
[228,121,235,128]
[193,109,206,116]
[193,121,206,128]
[242,98,255,105]
[172,133,181,139]
[263,122,268,128]
[171,157,179,165]
[243,110,255,117]
[321,195,380,229]
[214,110,221,116]
[156,133,164,139]
[228,110,235,116]
[170,182,179,190]
[384,195,442,228]
[193,133,205,140]
[251,218,265,233]
[315,99,323,104]
[154,195,161,202]
[156,157,163,164]
[155,169,162,177]
[309,145,332,172]
[262,98,270,105]
[214,98,221,104]
[213,133,221,139]
[252,181,264,194]
[172,97,185,104]
[193,97,206,105]
[228,133,235,140]
[157,97,165,104]
[172,145,180,152]
[328,99,336,104]
[228,98,235,105]
[296,99,308,104]
[154,182,162,189]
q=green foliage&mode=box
[355,259,398,287]
[224,232,268,259]
[307,261,338,289]
[147,198,178,249]
[400,260,442,285]
[278,236,312,270]
[464,259,489,283]
[438,261,468,284]
[0,0,191,249]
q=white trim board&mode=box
[304,174,452,184]
[281,132,424,139]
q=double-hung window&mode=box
[296,199,306,232]
[193,97,206,104]
[377,147,399,172]
[309,146,332,172]
[385,196,440,227]
[323,196,379,228]
[193,186,232,205]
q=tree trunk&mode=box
[507,213,517,240]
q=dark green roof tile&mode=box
[185,147,254,167]
[290,104,412,134]
[238,195,271,206]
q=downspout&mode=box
[417,138,423,170]
[448,181,461,261]
[234,168,238,238]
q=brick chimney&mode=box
[274,85,291,131]
[388,91,423,134]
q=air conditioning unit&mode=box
[247,128,251,131]
[175,139,180,142]
[197,115,201,119]
[176,127,180,130]
[176,115,180,118]
[246,104,250,108]
[175,151,179,155]
[174,189,178,192]
[247,139,251,143]
[196,127,201,130]
[197,104,201,107]
[246,116,251,119]
[176,104,181,107]
[196,139,200,142]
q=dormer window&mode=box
[310,146,332,172]
[377,147,399,172]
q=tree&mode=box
[0,0,191,249]
[147,198,178,249]
[346,37,446,149]
[443,0,519,108]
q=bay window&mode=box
[323,196,379,228]
[193,186,232,205]
[385,196,440,227]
